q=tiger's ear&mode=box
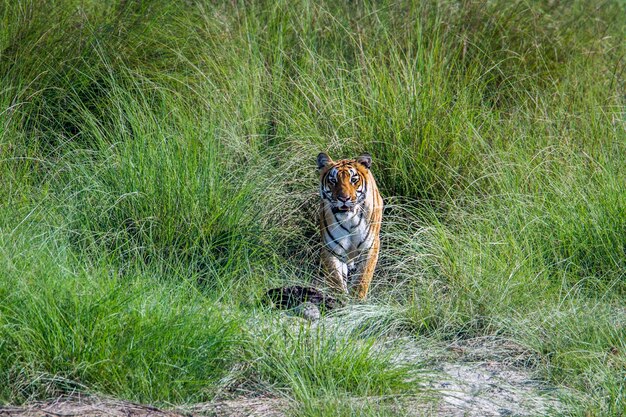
[356,153,372,169]
[317,152,332,170]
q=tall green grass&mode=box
[1,0,624,415]
[0,226,241,403]
[246,320,416,400]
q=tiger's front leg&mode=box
[321,249,349,294]
[352,235,381,300]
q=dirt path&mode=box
[0,396,287,417]
[410,337,562,416]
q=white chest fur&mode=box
[323,206,373,263]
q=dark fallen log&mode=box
[263,285,344,313]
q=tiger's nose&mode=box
[338,196,350,202]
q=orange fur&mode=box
[317,153,383,300]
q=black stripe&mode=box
[321,183,332,201]
[338,222,350,233]
[356,210,364,229]
[357,242,374,253]
[323,246,347,262]
[323,192,332,202]
[332,212,351,233]
[355,182,365,204]
[321,170,330,184]
[320,172,330,199]
[322,210,346,252]
[360,180,368,202]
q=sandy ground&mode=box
[0,396,287,417]
[414,337,561,416]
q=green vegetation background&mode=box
[1,1,624,415]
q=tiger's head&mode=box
[317,152,373,213]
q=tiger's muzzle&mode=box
[332,197,356,213]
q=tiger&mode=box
[317,152,383,300]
